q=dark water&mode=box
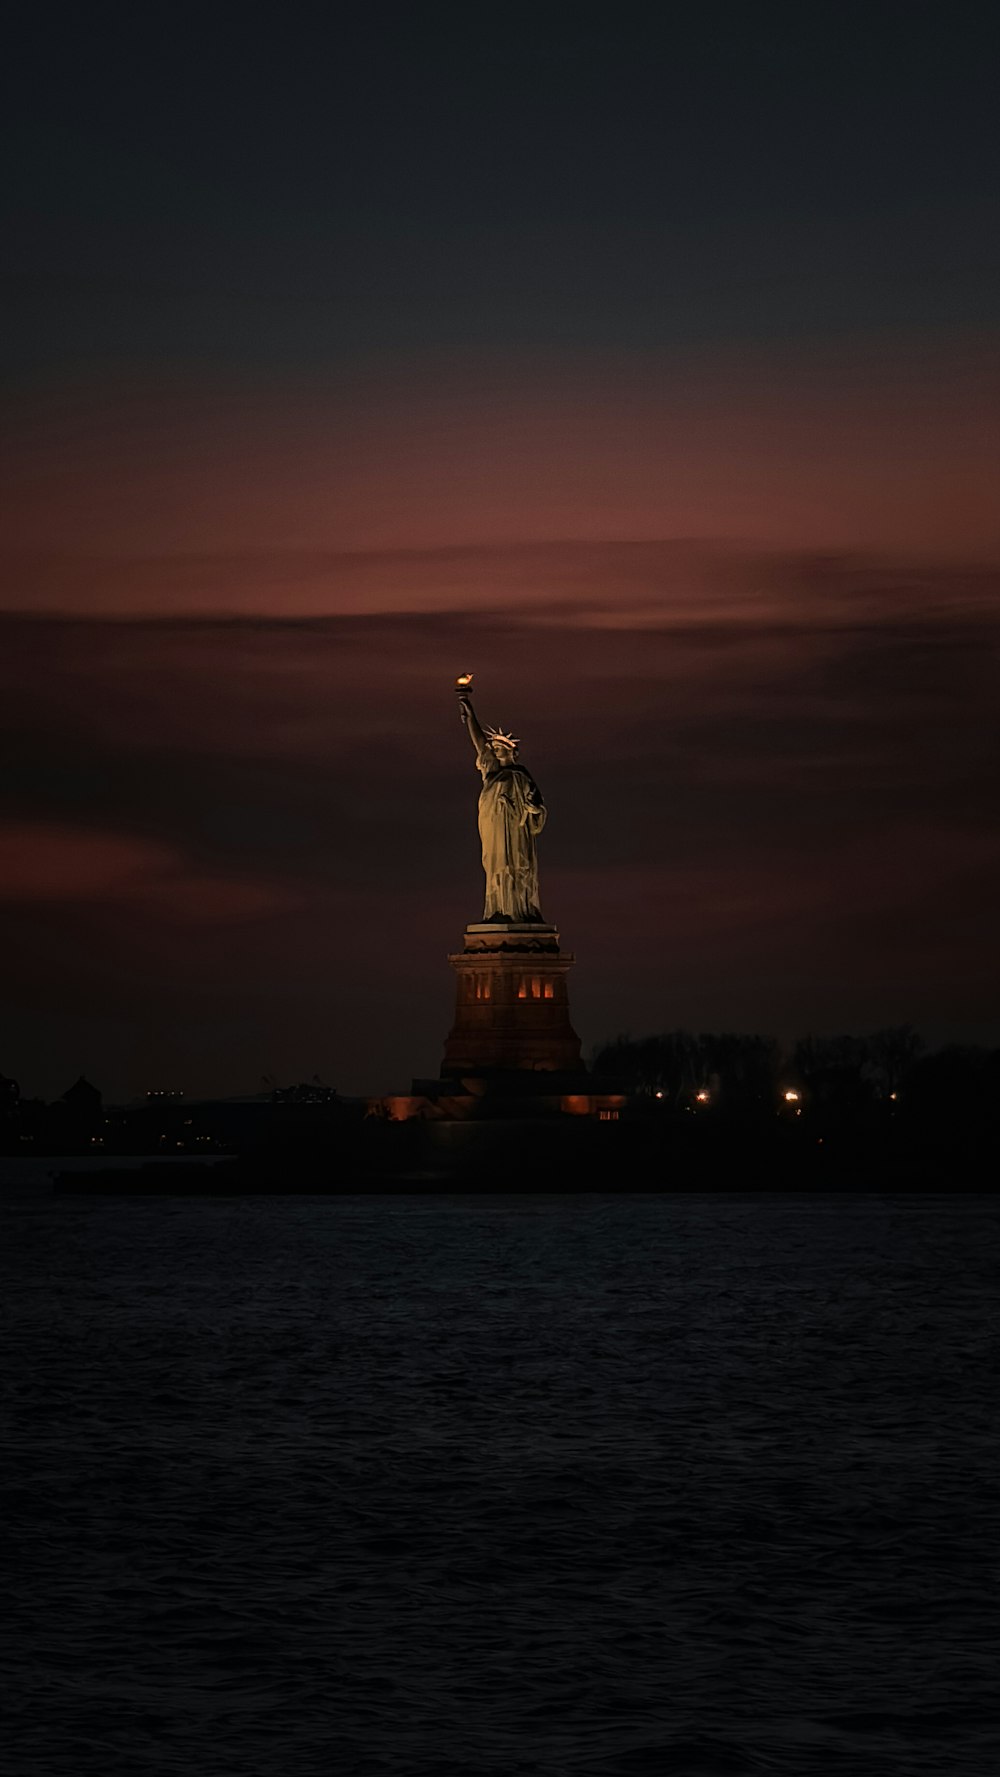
[3,1170,999,1776]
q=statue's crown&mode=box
[486,726,519,750]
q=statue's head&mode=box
[487,727,519,764]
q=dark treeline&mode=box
[592,1026,999,1125]
[581,1026,998,1188]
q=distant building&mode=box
[61,1076,103,1118]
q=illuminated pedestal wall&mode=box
[441,922,582,1076]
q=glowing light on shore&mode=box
[784,1089,800,1103]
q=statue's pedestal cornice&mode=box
[459,921,565,956]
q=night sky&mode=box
[3,6,998,1100]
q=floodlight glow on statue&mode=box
[455,673,547,922]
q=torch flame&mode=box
[456,673,473,687]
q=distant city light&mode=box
[695,1089,710,1103]
[784,1089,800,1103]
[655,1090,664,1099]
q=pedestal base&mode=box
[441,922,582,1075]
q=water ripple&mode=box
[2,1181,998,1774]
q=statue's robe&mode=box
[475,745,547,920]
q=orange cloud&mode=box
[0,823,301,922]
[3,336,997,617]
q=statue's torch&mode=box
[455,672,473,725]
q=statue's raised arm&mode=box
[453,674,546,923]
[456,679,488,758]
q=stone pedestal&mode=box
[442,922,582,1076]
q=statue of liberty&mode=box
[455,676,547,921]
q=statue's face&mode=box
[491,740,517,765]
